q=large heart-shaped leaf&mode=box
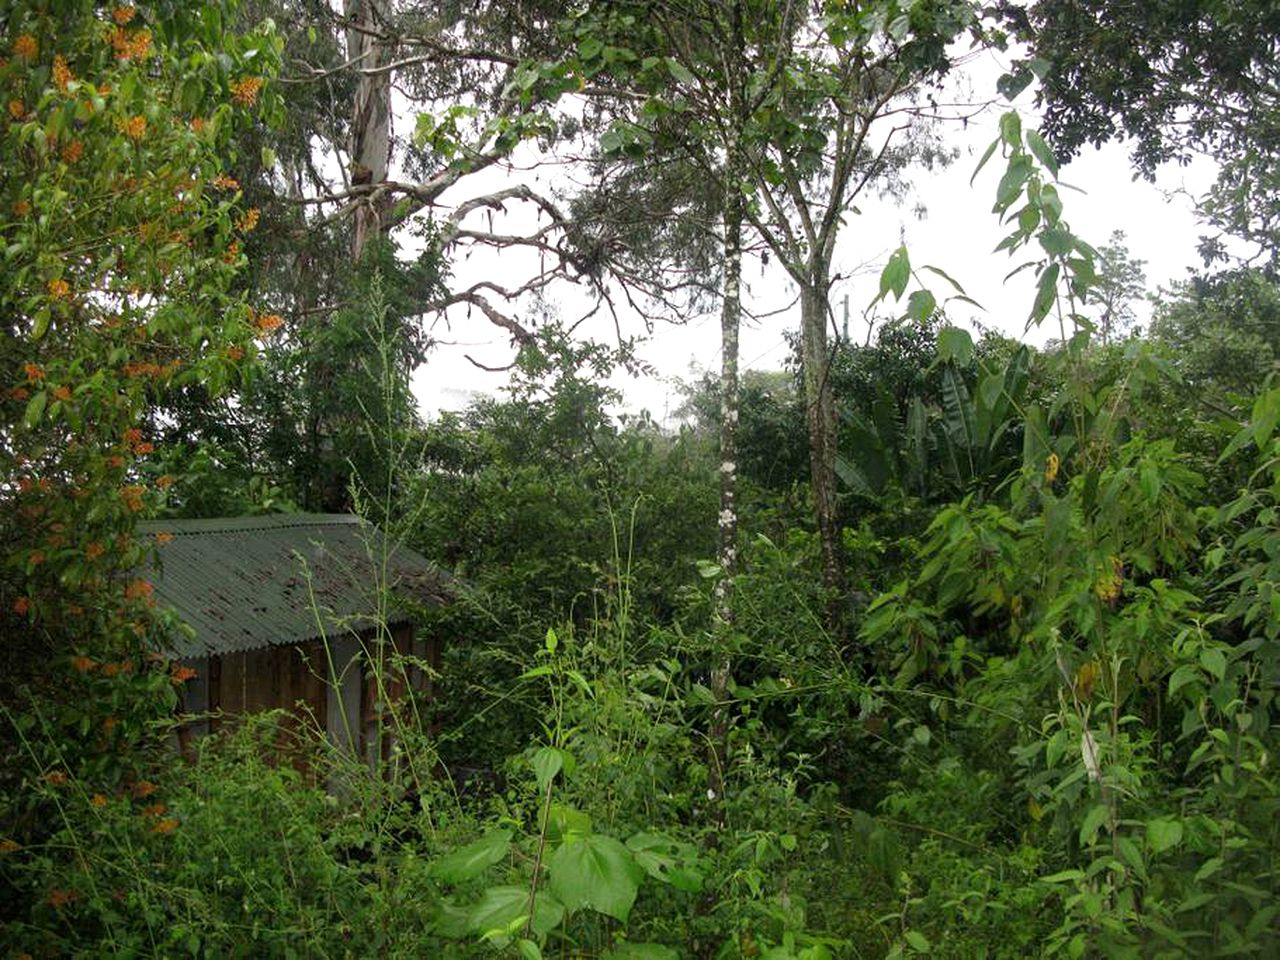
[429,829,512,883]
[549,834,644,922]
[467,885,564,939]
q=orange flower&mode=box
[142,802,166,817]
[121,115,145,140]
[156,474,175,490]
[23,362,45,382]
[9,386,30,401]
[171,665,197,684]
[237,207,260,232]
[189,116,206,133]
[225,345,245,361]
[12,34,37,61]
[152,817,179,834]
[124,427,142,444]
[101,662,119,677]
[230,76,264,107]
[126,29,151,60]
[121,484,145,511]
[221,239,241,264]
[14,199,31,216]
[107,455,125,469]
[124,578,153,601]
[29,550,44,566]
[47,278,70,300]
[60,140,83,164]
[0,839,19,853]
[85,540,105,560]
[53,385,71,402]
[154,531,173,545]
[13,597,30,615]
[8,99,24,120]
[52,55,73,92]
[91,793,108,807]
[134,441,154,455]
[211,173,240,190]
[102,716,118,733]
[113,5,137,25]
[70,656,96,673]
[254,312,284,335]
[48,888,76,908]
[44,771,68,786]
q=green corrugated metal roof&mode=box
[137,514,451,658]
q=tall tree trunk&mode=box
[346,0,392,261]
[707,0,745,821]
[800,270,843,638]
[708,165,743,815]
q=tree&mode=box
[0,0,281,777]
[1089,230,1147,344]
[999,0,1280,265]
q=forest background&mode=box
[2,1,1279,958]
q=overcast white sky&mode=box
[409,46,1220,424]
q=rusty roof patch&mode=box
[138,514,451,658]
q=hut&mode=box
[137,513,451,764]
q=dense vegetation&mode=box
[2,2,1278,957]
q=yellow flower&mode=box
[8,99,24,120]
[47,278,71,300]
[237,207,260,232]
[1043,452,1060,484]
[91,793,108,807]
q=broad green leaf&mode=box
[904,930,932,953]
[905,288,936,323]
[1199,646,1226,681]
[532,746,563,791]
[937,326,974,367]
[626,832,704,892]
[31,307,50,341]
[666,57,694,85]
[467,885,564,939]
[429,829,512,883]
[1168,664,1200,698]
[999,111,1021,148]
[1026,128,1059,178]
[517,939,543,960]
[1029,263,1060,326]
[878,246,910,302]
[1079,803,1109,846]
[23,391,47,429]
[1146,817,1183,854]
[549,834,644,922]
[1038,227,1074,257]
[545,804,591,842]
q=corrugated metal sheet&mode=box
[136,514,451,658]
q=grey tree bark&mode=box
[346,0,392,260]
